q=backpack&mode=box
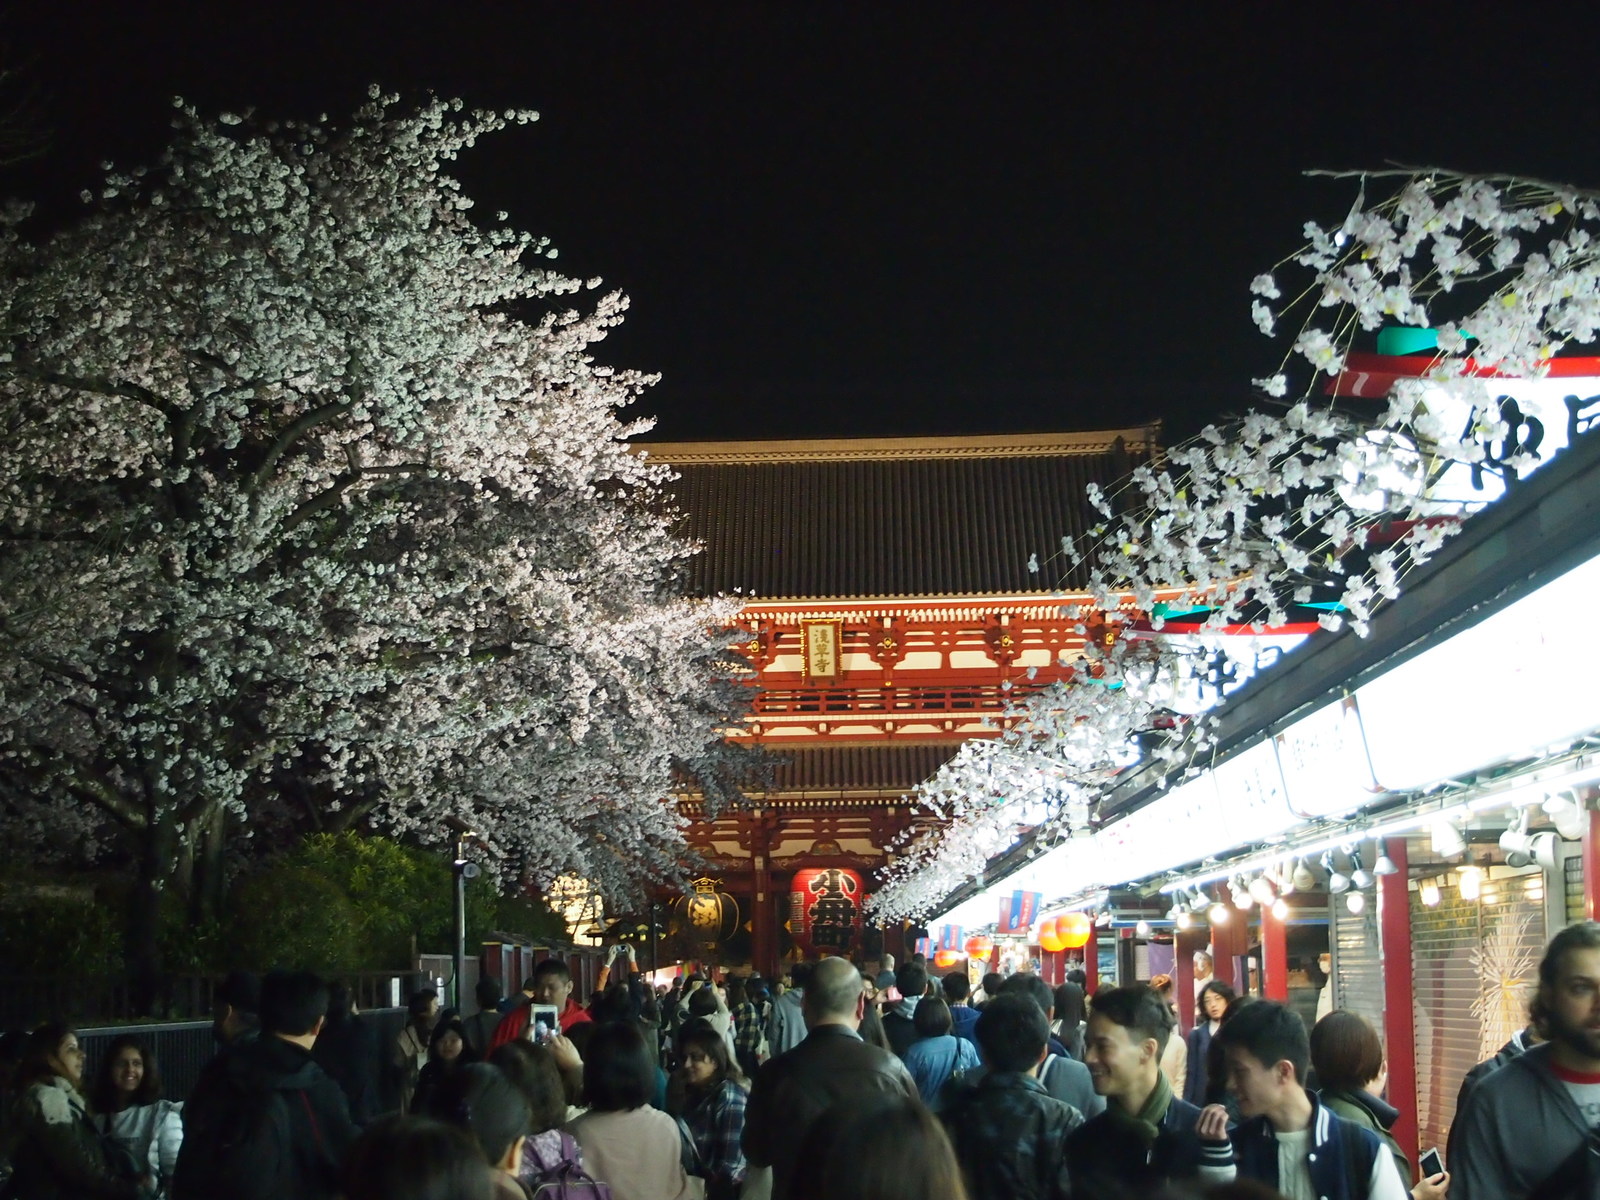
[176,1078,312,1200]
[522,1132,613,1200]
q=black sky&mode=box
[8,3,1600,444]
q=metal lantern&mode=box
[675,876,740,947]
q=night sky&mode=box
[9,3,1600,444]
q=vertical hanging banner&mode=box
[914,937,935,958]
[938,924,965,952]
[800,619,843,678]
[997,890,1043,935]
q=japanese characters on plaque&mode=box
[800,619,842,677]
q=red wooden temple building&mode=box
[642,425,1161,976]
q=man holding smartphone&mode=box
[488,956,594,1049]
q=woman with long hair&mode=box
[569,1021,703,1200]
[489,1039,597,1193]
[668,1022,749,1200]
[342,1114,494,1200]
[1182,978,1237,1106]
[790,1095,967,1200]
[87,1034,183,1198]
[900,997,979,1112]
[412,1015,474,1118]
[7,1023,144,1199]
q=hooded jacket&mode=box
[763,988,807,1059]
[1320,1087,1411,1191]
[1452,1041,1600,1200]
[6,1076,142,1200]
[172,1034,357,1200]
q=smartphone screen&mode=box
[528,1003,560,1044]
[1419,1147,1444,1178]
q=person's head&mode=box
[687,986,719,1019]
[488,1040,567,1135]
[1213,999,1309,1119]
[18,1022,83,1091]
[803,956,867,1029]
[213,970,261,1044]
[894,961,928,1002]
[1065,968,1087,988]
[913,995,953,1038]
[1083,985,1173,1105]
[325,983,357,1026]
[1533,922,1600,1062]
[747,977,770,1005]
[90,1033,162,1113]
[429,1017,468,1065]
[789,960,816,993]
[999,971,1055,1021]
[409,987,441,1024]
[1197,979,1236,1024]
[342,1114,494,1200]
[1053,981,1086,1027]
[429,1063,531,1175]
[725,976,747,1005]
[979,972,1003,1000]
[1309,1011,1385,1094]
[530,959,574,1009]
[941,972,970,1004]
[1194,951,1214,977]
[261,970,330,1043]
[474,977,503,1013]
[974,993,1050,1074]
[676,1020,742,1091]
[858,1003,892,1052]
[582,1020,655,1112]
[591,981,642,1025]
[790,1095,969,1200]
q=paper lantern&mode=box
[675,877,740,947]
[1037,916,1068,953]
[788,866,866,955]
[933,948,963,969]
[964,935,994,959]
[1059,912,1093,949]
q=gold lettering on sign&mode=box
[801,619,842,677]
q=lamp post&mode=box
[451,831,480,1011]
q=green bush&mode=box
[0,892,123,975]
[228,864,363,973]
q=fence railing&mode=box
[77,1008,411,1105]
[0,970,431,1031]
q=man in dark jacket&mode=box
[174,969,358,1200]
[941,994,1084,1200]
[743,956,918,1200]
[1452,921,1600,1200]
[881,961,926,1058]
[943,971,981,1043]
[1066,983,1233,1199]
[1197,999,1403,1200]
[964,972,1103,1118]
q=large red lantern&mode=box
[1059,912,1093,949]
[933,948,963,969]
[788,867,867,956]
[1037,916,1068,953]
[964,935,994,959]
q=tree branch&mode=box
[248,398,355,496]
[4,364,182,419]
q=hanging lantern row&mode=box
[1035,912,1093,952]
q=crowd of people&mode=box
[4,922,1600,1199]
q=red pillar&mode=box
[1261,900,1289,1001]
[1586,809,1600,922]
[1378,837,1419,1176]
[1211,913,1249,991]
[1081,939,1099,995]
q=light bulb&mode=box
[1419,879,1442,907]
[1135,919,1152,938]
[1458,865,1483,902]
[1176,911,1193,930]
[1271,898,1289,920]
[1345,891,1366,914]
[1208,902,1231,926]
[1373,853,1399,876]
[1248,874,1278,906]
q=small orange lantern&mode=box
[933,948,963,969]
[1059,912,1093,949]
[1037,916,1068,953]
[964,934,994,959]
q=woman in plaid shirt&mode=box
[669,1022,751,1200]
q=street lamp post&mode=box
[451,832,481,1011]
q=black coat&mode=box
[173,1035,358,1200]
[311,1014,382,1126]
[1064,1094,1212,1200]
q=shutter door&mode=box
[1410,870,1546,1157]
[1566,851,1586,925]
[1332,896,1385,1028]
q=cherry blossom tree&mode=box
[872,169,1600,921]
[0,91,750,998]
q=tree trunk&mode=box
[128,814,179,1017]
[188,804,228,927]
